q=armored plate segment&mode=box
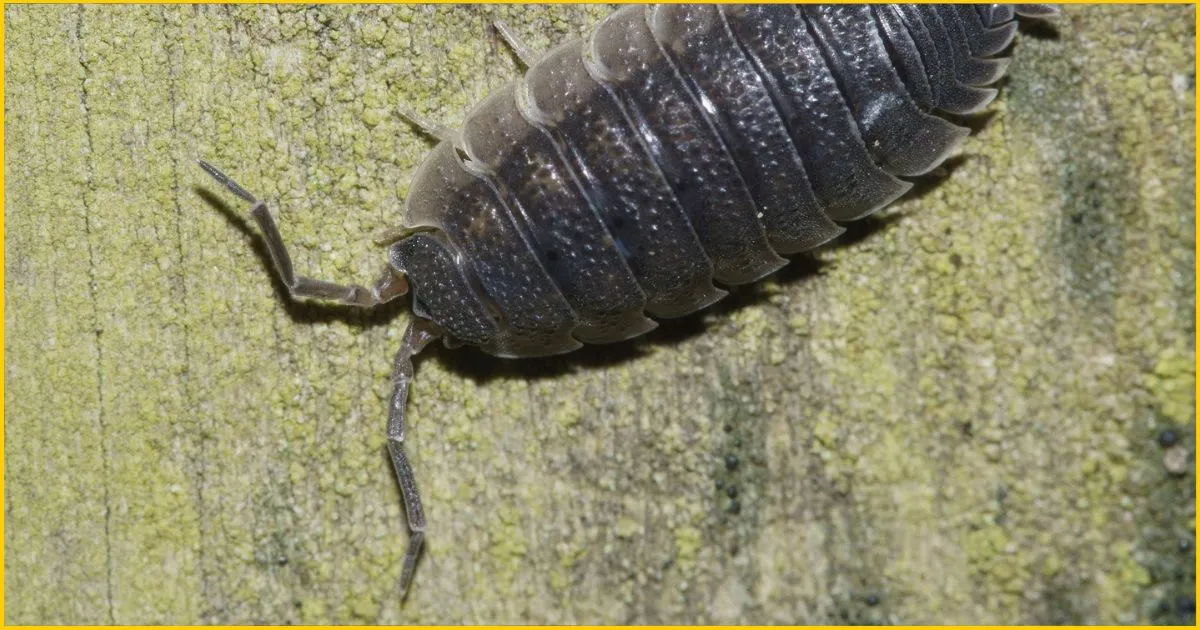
[904,5,999,113]
[459,82,658,345]
[588,5,787,285]
[521,37,727,318]
[648,4,846,255]
[802,5,969,177]
[403,141,581,357]
[722,5,913,222]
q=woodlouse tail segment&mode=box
[802,5,972,178]
[196,159,409,308]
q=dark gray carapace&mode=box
[200,4,1056,599]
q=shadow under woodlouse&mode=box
[1017,14,1062,41]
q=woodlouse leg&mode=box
[198,160,409,307]
[386,317,441,598]
[393,104,458,144]
[492,19,537,67]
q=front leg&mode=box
[198,160,408,307]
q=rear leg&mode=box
[198,160,409,307]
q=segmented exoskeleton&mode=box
[199,3,1056,598]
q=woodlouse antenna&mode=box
[196,159,410,307]
[198,163,428,600]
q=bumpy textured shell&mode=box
[392,4,1051,358]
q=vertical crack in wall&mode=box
[159,6,205,618]
[73,6,115,625]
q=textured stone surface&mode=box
[4,4,1194,624]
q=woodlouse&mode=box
[199,3,1056,597]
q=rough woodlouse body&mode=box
[199,3,1056,598]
